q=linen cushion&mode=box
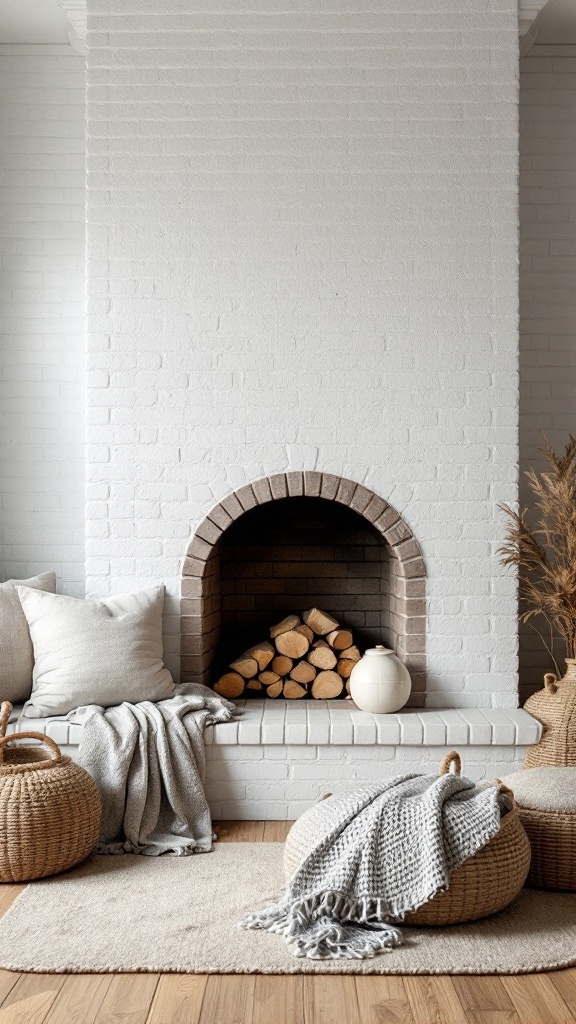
[0,572,56,704]
[501,768,576,814]
[18,586,175,717]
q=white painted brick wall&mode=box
[0,45,86,595]
[6,735,528,820]
[9,699,536,821]
[519,49,576,701]
[204,744,528,820]
[1,31,570,717]
[86,0,520,705]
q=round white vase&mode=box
[349,645,411,714]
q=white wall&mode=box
[3,25,571,709]
[86,0,520,704]
[519,46,576,701]
[0,45,86,595]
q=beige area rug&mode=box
[1,843,576,975]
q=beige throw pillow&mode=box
[0,572,57,704]
[18,586,175,717]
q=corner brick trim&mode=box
[181,473,427,698]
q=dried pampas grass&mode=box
[499,435,576,668]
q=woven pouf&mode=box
[501,767,576,891]
[284,752,531,927]
[0,718,102,883]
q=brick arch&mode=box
[181,472,426,702]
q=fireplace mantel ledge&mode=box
[60,2,549,56]
[205,701,541,747]
[7,701,541,750]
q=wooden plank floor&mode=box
[0,821,574,1024]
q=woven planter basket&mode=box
[0,702,102,883]
[523,660,576,768]
[284,752,531,927]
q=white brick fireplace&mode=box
[6,702,541,819]
[85,0,538,815]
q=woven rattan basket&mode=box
[523,661,576,768]
[284,751,531,927]
[518,806,576,891]
[0,701,102,882]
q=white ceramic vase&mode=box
[349,645,411,714]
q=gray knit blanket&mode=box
[240,771,508,960]
[70,684,238,856]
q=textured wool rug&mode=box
[1,843,576,975]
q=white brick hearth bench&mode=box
[8,702,541,821]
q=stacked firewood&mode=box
[213,608,361,700]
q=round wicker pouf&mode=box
[0,726,102,883]
[501,767,576,891]
[284,752,531,927]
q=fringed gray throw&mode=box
[240,772,507,960]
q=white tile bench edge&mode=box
[208,702,542,747]
[7,701,541,749]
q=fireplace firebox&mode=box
[181,472,426,704]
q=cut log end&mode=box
[259,670,281,687]
[275,629,310,660]
[303,607,340,636]
[229,655,259,679]
[266,680,283,698]
[308,642,337,671]
[270,614,301,639]
[214,672,245,699]
[271,655,293,678]
[290,661,316,685]
[326,629,353,651]
[341,645,361,663]
[336,659,355,679]
[311,670,344,700]
[246,679,263,691]
[246,641,275,671]
[295,623,314,643]
[283,680,307,699]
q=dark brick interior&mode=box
[181,473,427,702]
[212,496,392,679]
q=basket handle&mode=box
[0,702,12,739]
[496,781,518,812]
[0,732,62,766]
[439,751,462,776]
[498,781,516,802]
[544,672,558,695]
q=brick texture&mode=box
[86,0,520,704]
[205,743,528,820]
[519,49,576,702]
[0,46,86,594]
[182,477,427,701]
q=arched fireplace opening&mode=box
[181,473,426,704]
